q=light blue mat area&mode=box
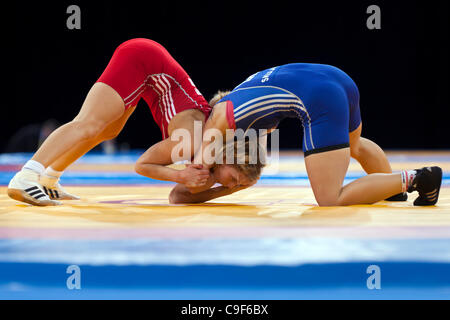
[1,238,449,266]
[3,286,450,300]
[2,152,450,165]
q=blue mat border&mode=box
[1,262,449,288]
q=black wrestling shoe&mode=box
[407,166,442,206]
[385,192,408,201]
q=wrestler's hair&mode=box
[209,90,231,108]
[210,139,266,182]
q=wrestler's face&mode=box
[213,165,254,189]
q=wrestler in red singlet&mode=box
[97,38,211,139]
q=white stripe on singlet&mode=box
[154,75,173,121]
[161,74,177,119]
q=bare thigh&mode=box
[73,82,125,125]
[31,82,126,166]
[304,148,350,206]
[349,122,362,156]
[98,105,136,140]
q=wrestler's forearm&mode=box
[135,163,183,183]
[169,184,239,204]
[135,139,187,183]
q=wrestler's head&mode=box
[210,139,265,188]
[209,90,231,108]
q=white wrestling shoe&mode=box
[38,174,80,201]
[42,182,80,200]
[7,169,62,206]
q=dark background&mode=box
[8,0,449,152]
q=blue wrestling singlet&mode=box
[219,63,362,156]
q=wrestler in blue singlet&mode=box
[219,63,361,156]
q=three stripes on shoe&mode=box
[425,188,438,203]
[24,186,59,200]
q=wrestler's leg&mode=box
[305,148,403,206]
[49,105,135,171]
[31,82,125,167]
[349,123,392,173]
[7,83,125,205]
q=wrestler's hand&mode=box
[178,164,210,187]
